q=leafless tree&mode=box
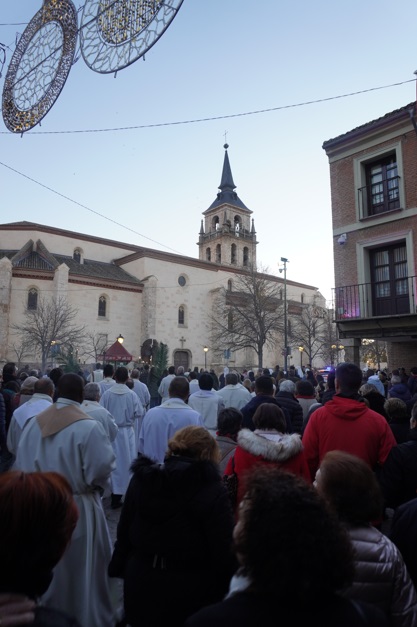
[208,266,284,368]
[290,304,330,367]
[84,331,109,363]
[11,295,86,372]
[360,339,387,370]
[10,339,32,370]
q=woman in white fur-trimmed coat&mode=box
[224,402,311,509]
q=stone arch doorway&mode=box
[174,350,189,372]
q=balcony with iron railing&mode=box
[332,276,417,321]
[358,176,401,220]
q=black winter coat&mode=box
[377,430,417,508]
[108,454,237,627]
[241,396,292,432]
[184,591,388,627]
[274,391,303,434]
[390,498,417,590]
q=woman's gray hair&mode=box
[83,382,100,401]
[279,379,295,393]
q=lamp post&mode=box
[203,346,209,370]
[117,334,124,344]
[298,346,304,371]
[279,257,289,374]
[331,343,344,365]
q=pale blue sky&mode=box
[1,0,416,304]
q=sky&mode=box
[1,0,417,306]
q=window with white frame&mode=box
[356,144,403,220]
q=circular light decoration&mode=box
[80,0,184,74]
[2,0,78,133]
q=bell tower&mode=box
[198,144,257,268]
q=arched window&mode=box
[243,247,249,266]
[212,216,220,231]
[206,247,211,261]
[178,306,185,325]
[301,293,305,304]
[73,248,82,263]
[227,279,233,292]
[280,289,283,300]
[98,295,107,317]
[231,243,237,264]
[216,244,221,263]
[27,287,38,311]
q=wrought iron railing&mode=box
[357,176,400,219]
[332,276,417,321]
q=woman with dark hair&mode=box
[224,403,310,509]
[315,450,417,625]
[109,425,236,627]
[216,407,243,474]
[0,470,80,626]
[185,467,388,626]
[295,379,317,427]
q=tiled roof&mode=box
[0,249,142,285]
[322,102,415,148]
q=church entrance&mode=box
[174,350,189,372]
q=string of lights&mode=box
[0,77,414,135]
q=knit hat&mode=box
[20,376,39,393]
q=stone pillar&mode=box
[339,337,361,366]
[53,263,69,297]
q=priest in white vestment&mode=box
[14,373,117,627]
[100,366,141,508]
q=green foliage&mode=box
[153,342,168,379]
[57,348,81,373]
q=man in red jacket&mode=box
[302,362,396,482]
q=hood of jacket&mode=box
[237,428,303,461]
[317,394,373,421]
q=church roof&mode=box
[205,144,251,213]
[0,239,142,286]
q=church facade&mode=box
[0,145,325,373]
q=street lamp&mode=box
[117,334,124,344]
[298,346,304,370]
[279,257,289,374]
[331,343,344,365]
[203,346,209,370]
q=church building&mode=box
[0,144,325,373]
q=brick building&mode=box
[323,102,417,369]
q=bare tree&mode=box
[290,304,328,367]
[11,296,86,372]
[10,339,32,370]
[313,308,343,366]
[208,266,284,368]
[360,339,387,370]
[84,332,109,363]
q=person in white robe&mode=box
[157,366,176,403]
[139,376,204,463]
[98,364,116,396]
[82,382,118,443]
[88,362,104,383]
[130,368,150,452]
[7,377,54,457]
[100,366,141,509]
[188,372,225,434]
[14,373,117,627]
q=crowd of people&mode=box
[1,358,417,626]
